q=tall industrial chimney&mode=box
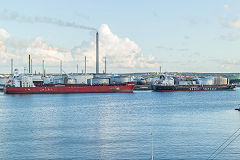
[11,58,13,75]
[104,56,106,74]
[42,60,45,76]
[28,55,31,74]
[60,60,62,75]
[77,64,79,74]
[85,56,87,75]
[31,59,33,74]
[96,32,99,74]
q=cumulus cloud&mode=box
[72,24,159,71]
[0,29,10,41]
[0,41,8,63]
[26,37,73,62]
[0,29,10,63]
[1,24,159,73]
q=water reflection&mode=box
[0,90,240,159]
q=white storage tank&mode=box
[198,77,215,85]
[67,78,76,84]
[0,77,8,86]
[160,77,174,86]
[22,76,35,87]
[53,75,64,84]
[150,77,160,85]
[110,76,130,84]
[179,81,193,85]
[74,75,94,84]
[32,75,42,80]
[145,78,151,84]
[90,78,110,85]
[214,77,228,85]
[43,77,54,84]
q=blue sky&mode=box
[0,0,240,73]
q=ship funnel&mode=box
[96,32,99,74]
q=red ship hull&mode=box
[4,82,136,94]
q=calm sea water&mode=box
[0,89,240,160]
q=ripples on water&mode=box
[0,89,240,160]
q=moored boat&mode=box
[4,82,136,94]
[153,75,236,92]
[4,69,136,94]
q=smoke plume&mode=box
[0,10,97,31]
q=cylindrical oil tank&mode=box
[110,76,130,84]
[91,78,109,85]
[214,77,228,85]
[145,78,151,83]
[54,79,64,84]
[67,78,76,84]
[179,81,192,85]
[43,77,54,84]
[192,81,197,85]
[198,77,214,85]
[150,77,160,84]
[0,77,8,86]
[137,79,146,85]
[75,75,94,84]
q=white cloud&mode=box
[26,37,73,63]
[0,29,11,63]
[0,41,8,63]
[71,24,159,72]
[1,24,159,73]
[97,24,158,69]
[0,29,10,41]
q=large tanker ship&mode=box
[153,75,235,92]
[4,71,136,94]
[4,83,136,94]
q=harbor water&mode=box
[0,89,240,160]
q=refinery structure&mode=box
[2,32,137,94]
[0,31,238,93]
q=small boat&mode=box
[235,104,240,111]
